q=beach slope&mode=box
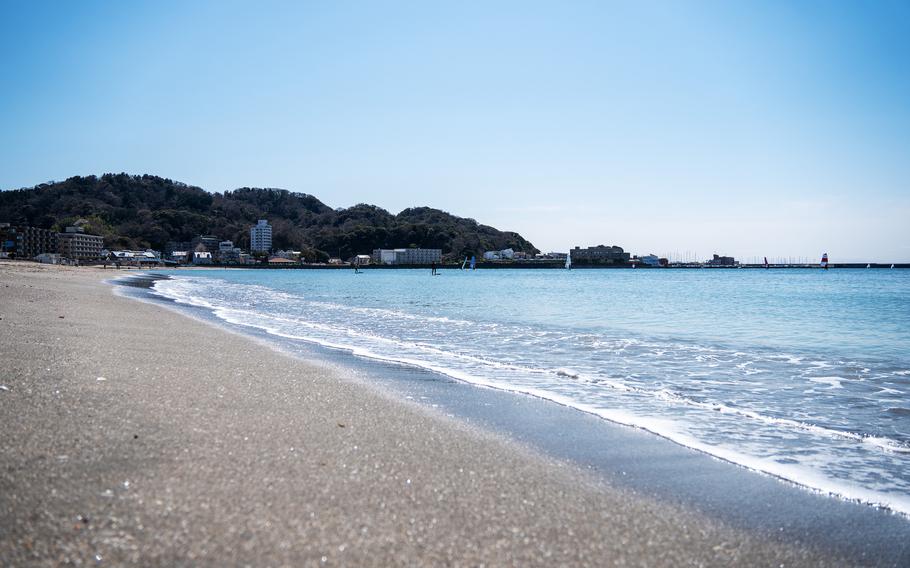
[0,262,834,566]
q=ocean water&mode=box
[149,268,910,515]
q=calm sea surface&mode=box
[150,268,910,514]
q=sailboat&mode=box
[820,253,829,270]
[891,264,895,269]
[565,250,572,270]
[866,263,871,269]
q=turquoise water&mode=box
[149,268,910,514]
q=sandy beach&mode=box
[0,261,850,565]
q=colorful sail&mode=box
[470,256,476,270]
[821,253,829,270]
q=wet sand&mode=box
[0,261,847,565]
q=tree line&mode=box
[0,173,539,261]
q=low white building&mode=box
[372,248,442,265]
[483,248,515,261]
[110,250,161,266]
[193,251,213,265]
[35,253,64,264]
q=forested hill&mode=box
[0,174,538,260]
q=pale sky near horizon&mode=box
[1,0,908,262]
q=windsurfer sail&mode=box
[565,250,572,270]
[820,253,829,270]
[763,256,769,269]
[470,256,476,270]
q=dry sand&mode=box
[0,261,840,566]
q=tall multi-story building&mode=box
[250,220,272,253]
[5,225,60,259]
[0,223,14,256]
[57,226,104,260]
[371,248,442,265]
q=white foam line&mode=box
[158,276,910,455]
[146,275,910,517]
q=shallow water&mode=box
[149,267,910,515]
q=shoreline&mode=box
[131,269,910,519]
[0,262,903,565]
[119,271,910,561]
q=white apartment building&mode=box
[250,220,272,253]
[371,248,442,265]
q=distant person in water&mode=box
[431,262,437,276]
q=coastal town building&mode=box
[250,220,272,253]
[0,223,12,257]
[20,226,59,259]
[371,248,442,265]
[218,240,246,263]
[35,253,64,264]
[273,250,301,261]
[706,254,737,266]
[191,235,221,254]
[57,226,104,261]
[638,254,661,267]
[165,241,193,257]
[483,248,514,261]
[170,251,189,263]
[0,224,60,259]
[570,245,630,264]
[109,250,162,266]
[193,251,213,265]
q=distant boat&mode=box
[821,253,829,270]
[891,264,895,269]
[867,263,871,269]
[764,256,769,270]
[565,250,572,270]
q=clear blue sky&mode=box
[2,0,908,262]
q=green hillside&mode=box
[0,174,538,261]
